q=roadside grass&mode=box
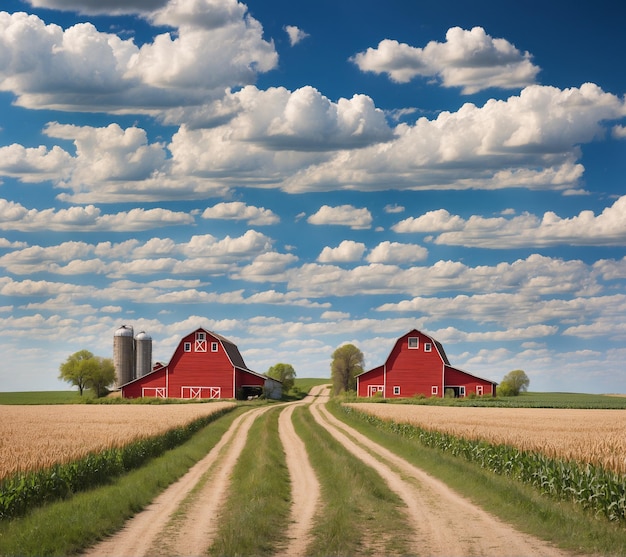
[0,407,247,557]
[328,400,626,556]
[0,391,91,404]
[208,407,290,556]
[345,391,626,409]
[292,405,412,557]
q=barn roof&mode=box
[119,327,279,388]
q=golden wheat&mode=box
[0,403,235,480]
[347,404,626,474]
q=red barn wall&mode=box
[122,367,167,398]
[384,331,444,398]
[357,365,384,397]
[165,331,235,398]
[445,367,495,396]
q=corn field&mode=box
[0,403,235,520]
[343,403,626,521]
[346,404,626,474]
[0,403,235,481]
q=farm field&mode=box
[346,403,626,474]
[0,403,235,480]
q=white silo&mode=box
[113,325,135,387]
[135,331,152,378]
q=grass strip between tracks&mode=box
[292,404,412,557]
[207,406,291,556]
[0,407,247,557]
[328,399,626,557]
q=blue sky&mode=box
[1,0,625,393]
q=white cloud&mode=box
[366,241,428,264]
[307,205,373,229]
[384,204,405,214]
[284,25,309,46]
[26,0,168,15]
[0,7,277,112]
[202,201,279,225]
[318,240,366,263]
[395,196,626,247]
[0,144,72,183]
[281,83,624,194]
[351,26,539,94]
[0,199,193,232]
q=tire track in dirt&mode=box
[310,387,571,557]
[82,405,271,557]
[275,386,323,557]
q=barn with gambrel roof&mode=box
[121,328,281,400]
[356,329,496,398]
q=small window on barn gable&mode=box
[424,343,432,352]
[211,342,218,352]
[197,332,205,341]
[408,337,419,349]
[184,342,191,352]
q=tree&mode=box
[331,344,364,395]
[58,350,116,397]
[266,363,296,392]
[89,357,116,397]
[499,369,530,396]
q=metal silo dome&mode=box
[115,325,134,337]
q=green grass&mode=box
[208,407,291,556]
[293,378,329,392]
[292,405,412,557]
[0,407,248,557]
[0,391,92,404]
[329,400,626,556]
[347,390,626,409]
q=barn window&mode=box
[393,386,400,395]
[477,385,483,396]
[197,332,205,341]
[184,342,191,352]
[424,343,432,352]
[431,385,438,395]
[408,337,419,349]
[460,386,466,397]
[211,342,218,352]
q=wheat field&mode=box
[0,403,235,480]
[347,403,626,474]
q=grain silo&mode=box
[114,325,135,387]
[135,331,152,378]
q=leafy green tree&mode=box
[89,357,116,397]
[331,344,364,395]
[58,350,116,397]
[499,369,530,396]
[266,363,296,392]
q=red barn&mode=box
[356,329,496,398]
[121,328,281,400]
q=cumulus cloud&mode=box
[351,26,539,94]
[202,201,279,225]
[366,241,428,264]
[284,25,310,46]
[0,144,72,183]
[282,83,624,193]
[0,199,194,232]
[0,6,277,112]
[394,196,626,247]
[25,0,168,15]
[307,205,373,229]
[318,240,366,263]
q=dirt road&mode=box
[84,385,572,557]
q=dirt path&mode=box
[309,386,572,557]
[84,386,577,557]
[276,387,322,557]
[83,405,272,557]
